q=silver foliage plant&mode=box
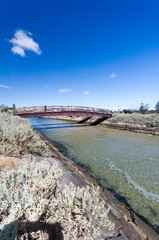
[109,112,159,127]
[50,184,114,240]
[0,112,50,157]
[0,158,114,240]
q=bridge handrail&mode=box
[14,105,112,114]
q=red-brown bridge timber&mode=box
[13,106,112,119]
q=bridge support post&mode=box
[90,117,108,126]
[78,117,92,123]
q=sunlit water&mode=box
[29,117,159,232]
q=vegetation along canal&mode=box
[29,117,159,233]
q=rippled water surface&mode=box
[29,117,159,231]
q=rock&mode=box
[120,218,142,240]
[0,155,20,172]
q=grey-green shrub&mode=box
[0,158,114,240]
[108,112,159,128]
[0,158,62,239]
[0,112,50,157]
[51,183,113,240]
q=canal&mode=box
[29,117,159,233]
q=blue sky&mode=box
[0,0,159,110]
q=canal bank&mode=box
[30,118,159,240]
[47,114,159,136]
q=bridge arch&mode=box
[13,105,112,119]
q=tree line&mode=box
[122,101,159,114]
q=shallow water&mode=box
[29,117,159,232]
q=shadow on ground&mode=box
[1,219,64,240]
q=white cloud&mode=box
[9,29,42,57]
[108,72,116,79]
[84,91,90,95]
[11,46,25,57]
[59,89,72,93]
[0,84,11,89]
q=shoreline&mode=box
[46,116,159,136]
[102,122,159,136]
[34,128,159,240]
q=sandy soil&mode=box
[0,155,20,171]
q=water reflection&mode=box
[33,122,90,130]
[33,122,77,127]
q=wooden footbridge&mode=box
[14,106,112,123]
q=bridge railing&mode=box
[14,106,112,115]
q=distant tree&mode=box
[123,109,133,114]
[12,103,16,109]
[155,101,159,112]
[0,104,8,112]
[139,103,149,114]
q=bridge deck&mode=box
[14,106,112,118]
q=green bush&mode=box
[0,158,114,240]
[0,105,8,113]
[123,109,133,114]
